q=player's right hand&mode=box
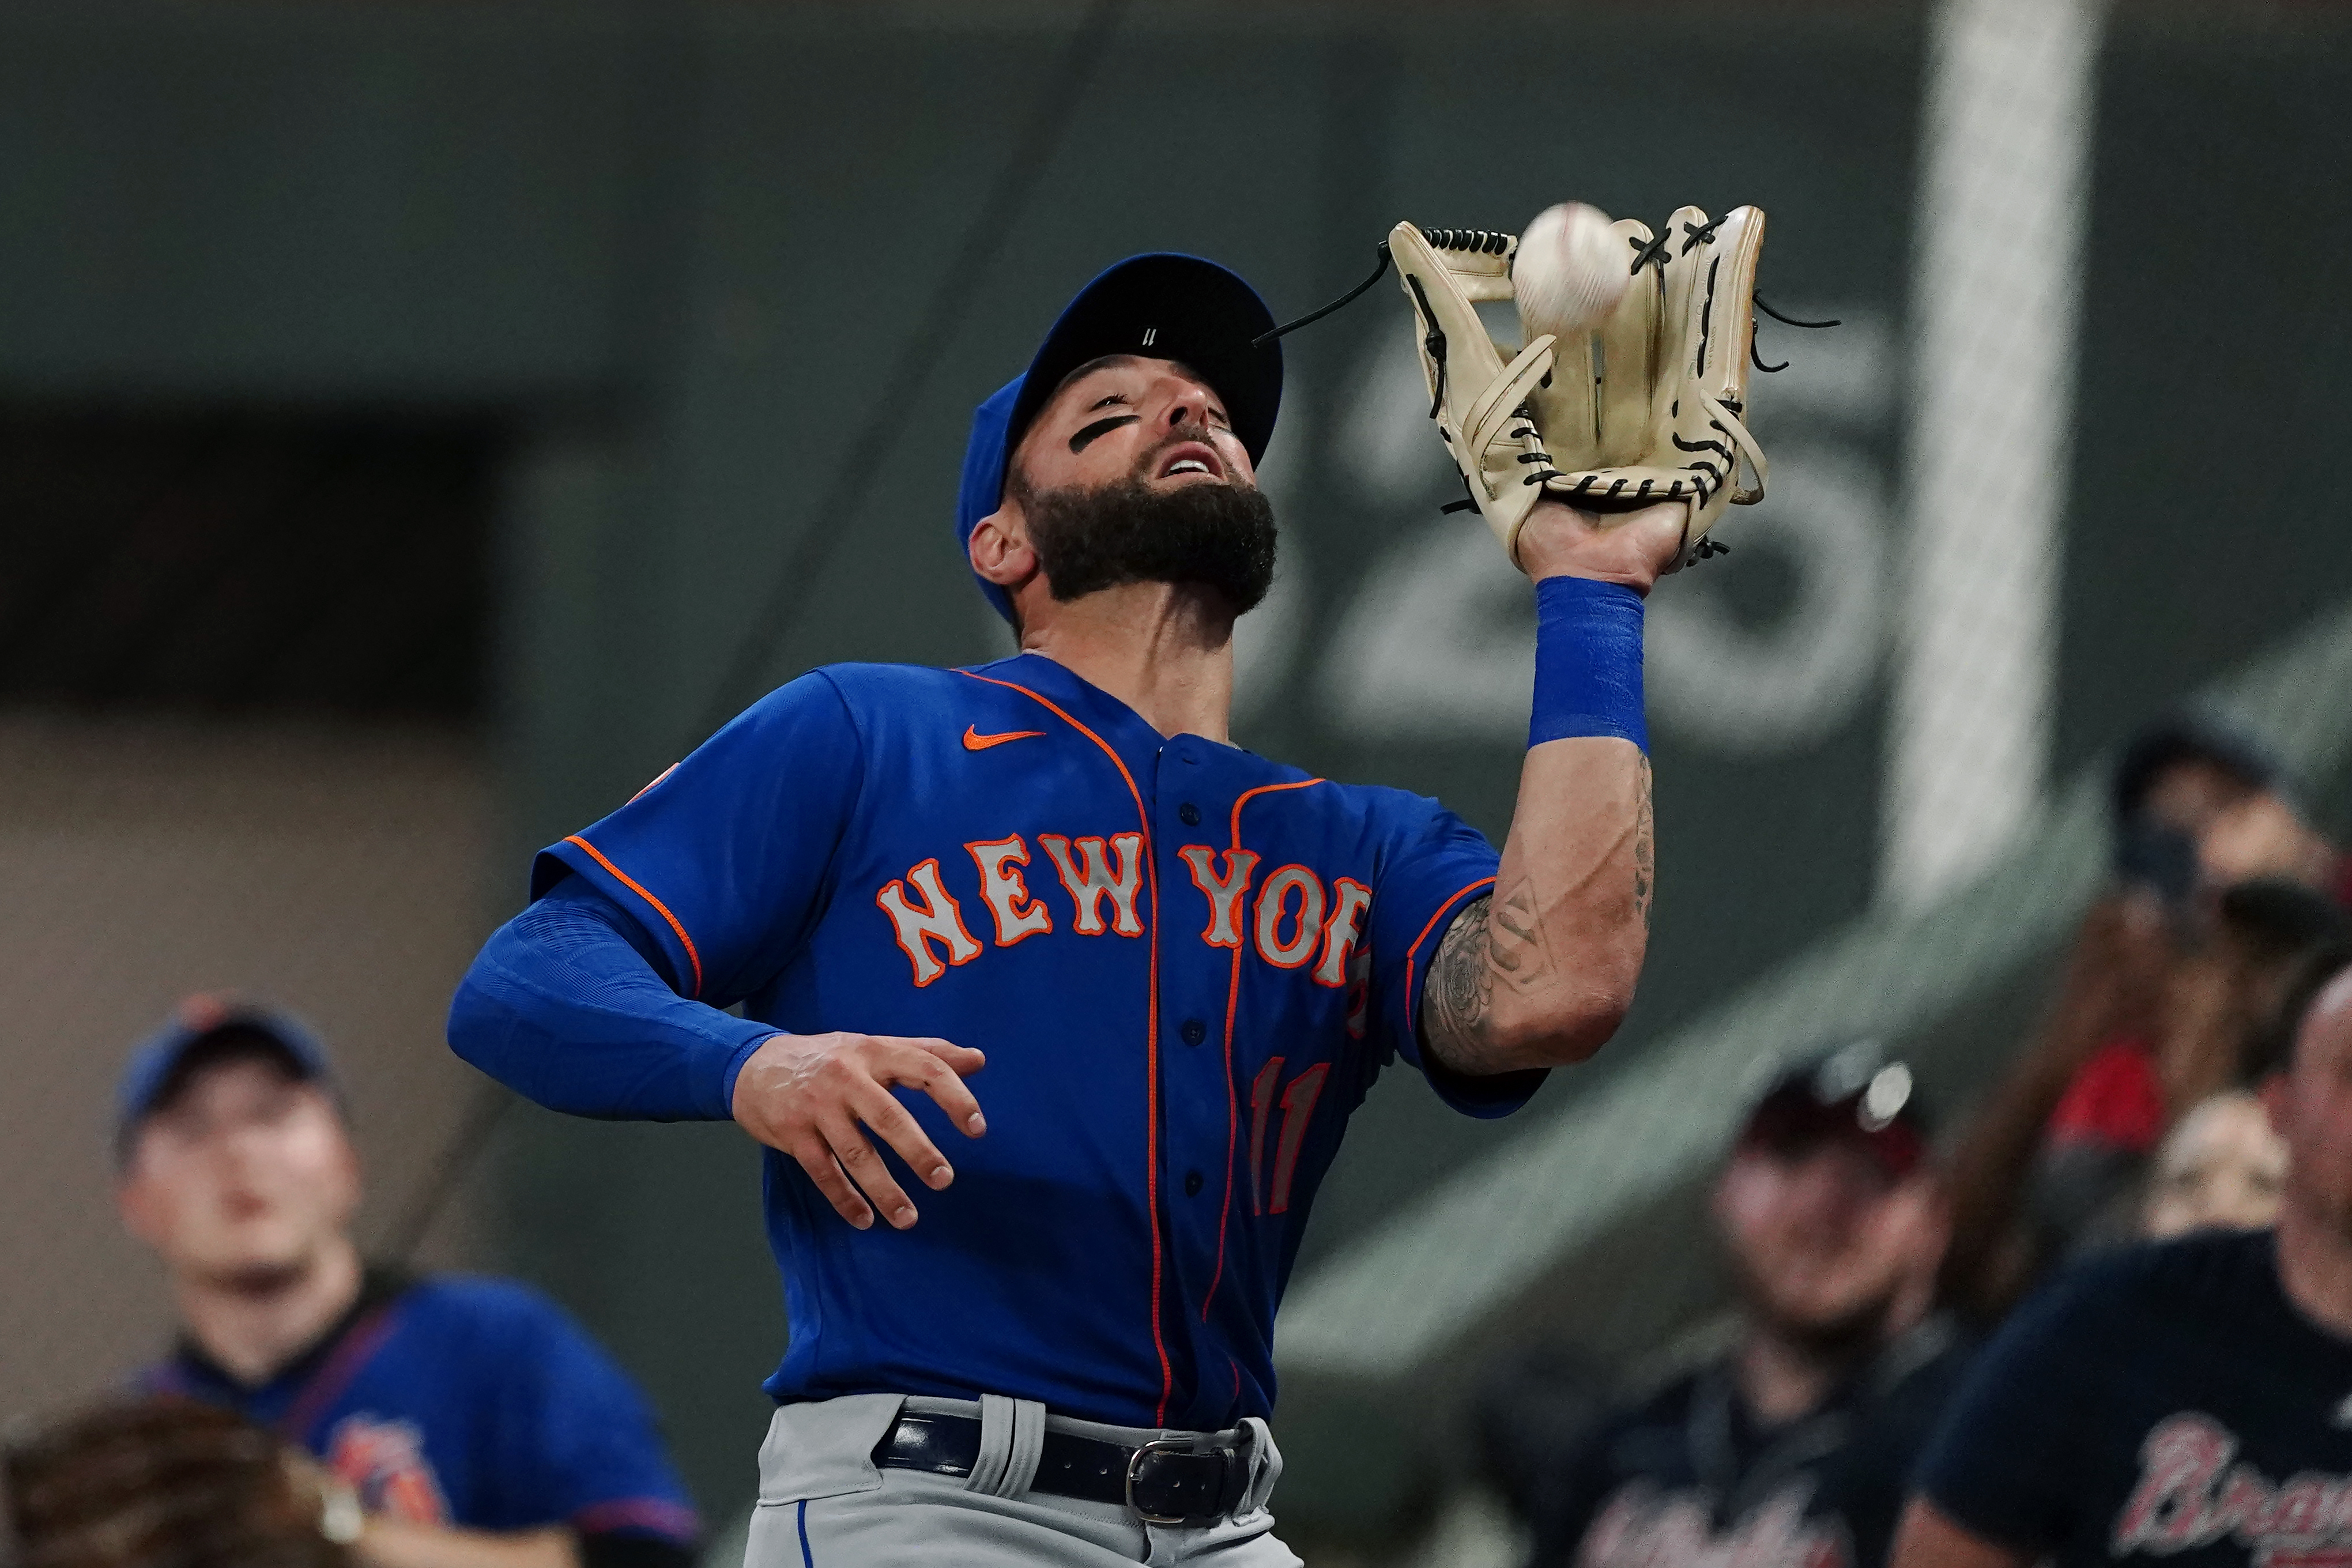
[1515,496,1691,594]
[730,1032,987,1231]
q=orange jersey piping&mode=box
[1401,875,1497,1044]
[958,670,1174,1422]
[564,834,707,998]
[1201,778,1324,1325]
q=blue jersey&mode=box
[1916,1230,2352,1568]
[474,651,1537,1431]
[140,1269,698,1546]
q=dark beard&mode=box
[1017,470,1277,616]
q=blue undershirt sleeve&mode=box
[449,670,865,1121]
[448,880,778,1121]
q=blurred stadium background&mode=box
[2,1,2347,1563]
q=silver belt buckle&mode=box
[1124,1437,1196,1526]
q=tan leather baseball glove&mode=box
[1386,207,1770,571]
[5,1398,360,1568]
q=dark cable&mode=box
[389,0,1134,1265]
[692,0,1135,742]
[381,1081,517,1262]
[1253,241,1392,347]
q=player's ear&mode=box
[968,506,1037,591]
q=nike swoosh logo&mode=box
[963,726,1046,752]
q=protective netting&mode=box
[1274,2,2352,1562]
[1886,0,2098,911]
[2,7,2347,1568]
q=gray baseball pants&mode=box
[740,1393,1302,1567]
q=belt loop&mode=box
[1000,1399,1047,1497]
[966,1395,1015,1495]
[1237,1417,1282,1516]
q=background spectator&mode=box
[2140,1091,2286,1240]
[1939,718,2347,1319]
[116,999,700,1568]
[1891,943,2352,1568]
[1520,1043,1966,1568]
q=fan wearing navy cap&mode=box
[115,997,700,1568]
[1524,1043,1968,1568]
[449,251,1692,1564]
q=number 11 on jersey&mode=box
[1245,1058,1330,1216]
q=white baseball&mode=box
[1513,202,1629,337]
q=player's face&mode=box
[998,357,1278,616]
[1020,356,1257,497]
[2275,973,2352,1237]
[118,1057,360,1288]
[1714,1138,1943,1345]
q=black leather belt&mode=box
[872,1411,1248,1526]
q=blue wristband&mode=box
[1529,576,1646,752]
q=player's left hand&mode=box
[1513,496,1690,595]
[730,1031,988,1231]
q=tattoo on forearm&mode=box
[1633,759,1654,932]
[1427,895,1496,1049]
[1424,880,1553,1075]
[1424,759,1654,1073]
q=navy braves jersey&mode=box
[1526,1319,1972,1568]
[140,1268,698,1547]
[1917,1229,2352,1568]
[497,651,1533,1431]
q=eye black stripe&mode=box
[1068,414,1140,453]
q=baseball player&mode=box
[1891,942,2352,1568]
[113,998,700,1568]
[450,232,1762,1563]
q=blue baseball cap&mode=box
[955,252,1284,623]
[114,996,340,1163]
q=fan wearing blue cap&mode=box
[451,248,1691,1565]
[113,996,700,1568]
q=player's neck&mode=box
[176,1235,365,1385]
[1020,582,1237,742]
[2276,1196,2352,1342]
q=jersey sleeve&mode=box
[531,670,865,1006]
[1912,1268,2104,1554]
[478,1288,701,1547]
[1365,794,1545,1118]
